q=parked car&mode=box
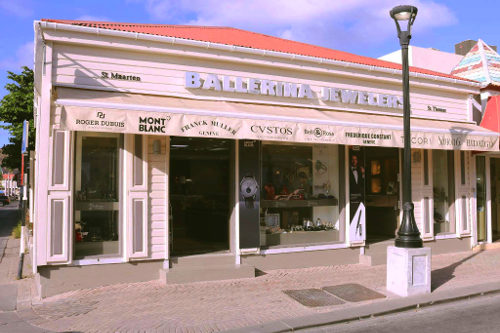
[0,195,10,206]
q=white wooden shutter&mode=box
[47,129,72,263]
[126,134,149,258]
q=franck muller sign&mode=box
[185,71,403,110]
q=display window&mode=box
[74,132,123,259]
[432,150,455,235]
[260,143,342,247]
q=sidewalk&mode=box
[0,237,49,333]
[9,245,500,333]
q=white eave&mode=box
[36,20,481,90]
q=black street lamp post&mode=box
[390,5,423,248]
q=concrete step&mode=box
[170,253,236,267]
[359,253,387,266]
[473,242,500,252]
[360,240,393,266]
[160,263,255,284]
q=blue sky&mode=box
[0,0,499,147]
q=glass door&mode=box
[169,137,231,256]
[74,132,123,259]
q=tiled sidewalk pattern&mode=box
[19,247,500,333]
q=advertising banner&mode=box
[60,105,498,151]
[348,147,366,243]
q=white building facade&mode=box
[32,20,498,297]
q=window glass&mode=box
[433,150,455,235]
[476,156,486,242]
[260,144,341,247]
[460,151,466,185]
[423,150,429,186]
[74,133,122,259]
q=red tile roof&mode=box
[42,19,475,84]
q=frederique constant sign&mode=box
[184,71,404,110]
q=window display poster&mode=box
[349,147,366,243]
[239,140,261,248]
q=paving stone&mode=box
[6,245,500,332]
[0,284,17,311]
[322,283,386,302]
[283,288,344,307]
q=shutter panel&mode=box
[47,194,70,261]
[127,134,149,259]
[47,130,72,263]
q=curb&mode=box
[225,281,500,333]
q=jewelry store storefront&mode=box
[33,20,498,297]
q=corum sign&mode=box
[185,71,403,110]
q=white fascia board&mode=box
[37,20,481,91]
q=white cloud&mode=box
[0,42,34,71]
[131,0,457,51]
[75,15,111,22]
[0,0,33,18]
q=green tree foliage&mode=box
[0,66,34,170]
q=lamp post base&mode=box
[386,245,431,297]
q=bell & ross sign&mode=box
[185,71,403,110]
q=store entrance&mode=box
[364,147,400,242]
[169,137,232,256]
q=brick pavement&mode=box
[17,247,500,333]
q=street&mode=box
[299,293,500,333]
[0,200,19,259]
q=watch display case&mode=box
[260,144,341,247]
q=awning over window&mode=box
[55,87,498,151]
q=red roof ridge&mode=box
[41,19,231,30]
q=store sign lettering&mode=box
[101,71,141,81]
[74,111,125,128]
[411,136,431,145]
[185,72,403,110]
[304,128,335,138]
[186,72,314,99]
[250,125,293,135]
[181,119,238,136]
[427,105,446,112]
[321,88,403,109]
[466,138,494,148]
[438,136,462,147]
[138,116,170,133]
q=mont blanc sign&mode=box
[185,71,403,110]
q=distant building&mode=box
[378,45,463,74]
[455,39,497,56]
[1,172,18,197]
